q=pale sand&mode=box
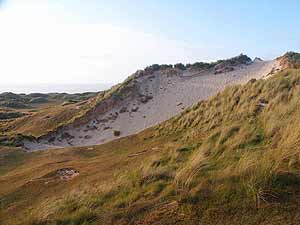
[24,60,279,151]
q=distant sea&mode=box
[0,83,113,94]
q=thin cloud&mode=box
[0,1,218,85]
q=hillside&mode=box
[4,54,280,151]
[0,92,98,110]
[277,51,300,69]
[0,92,100,147]
[0,92,98,121]
[1,64,300,224]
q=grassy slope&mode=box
[0,92,100,140]
[2,69,300,224]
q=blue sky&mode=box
[77,0,300,58]
[0,0,299,85]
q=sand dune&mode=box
[23,59,280,151]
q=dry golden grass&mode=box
[2,69,300,224]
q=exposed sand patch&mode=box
[25,168,79,186]
[56,168,79,181]
[23,60,279,151]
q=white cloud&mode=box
[0,1,216,85]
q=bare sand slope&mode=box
[24,60,279,151]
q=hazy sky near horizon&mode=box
[0,0,300,85]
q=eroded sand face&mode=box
[24,60,279,151]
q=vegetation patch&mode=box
[113,130,121,137]
[0,112,25,120]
